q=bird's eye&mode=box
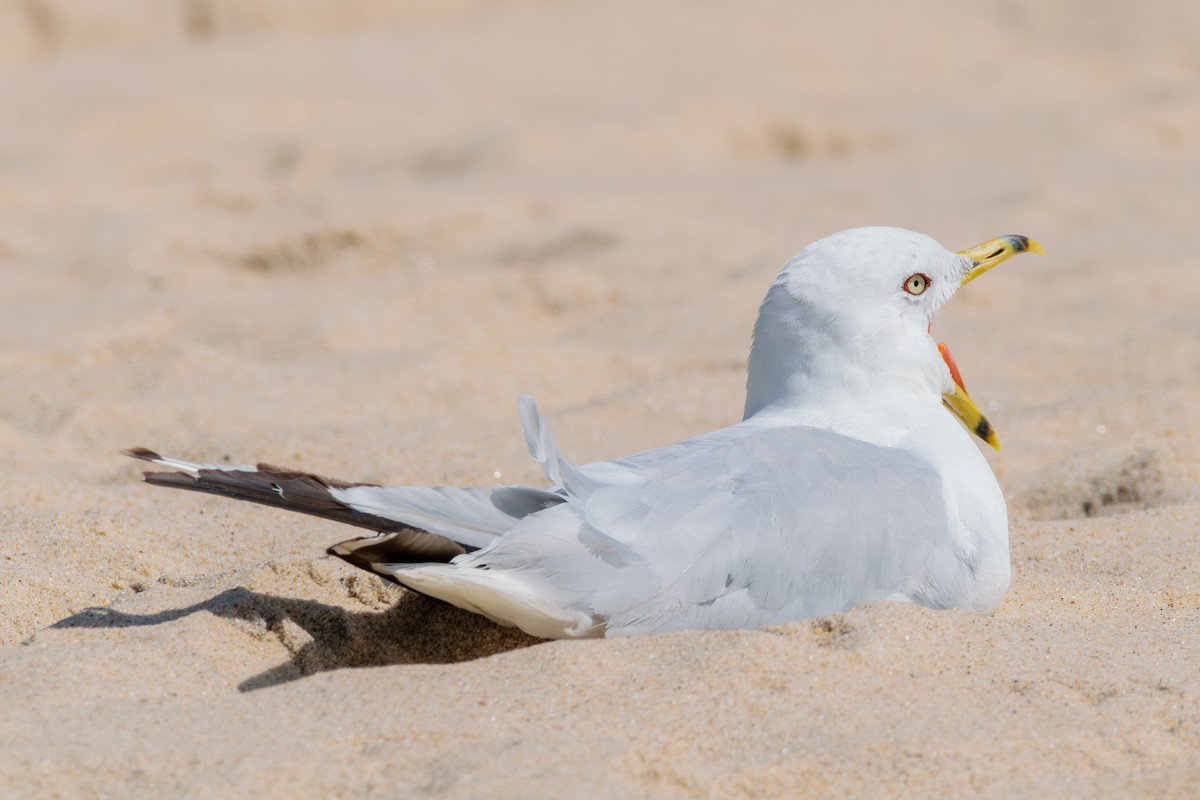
[903,273,930,296]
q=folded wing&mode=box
[386,401,956,636]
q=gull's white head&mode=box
[744,226,1042,446]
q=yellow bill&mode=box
[939,234,1045,450]
[958,234,1045,285]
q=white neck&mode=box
[742,283,948,442]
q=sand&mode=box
[1,0,1199,796]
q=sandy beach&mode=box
[1,0,1199,796]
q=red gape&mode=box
[937,341,968,394]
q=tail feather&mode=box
[379,562,603,639]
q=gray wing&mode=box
[464,402,958,635]
[328,483,564,547]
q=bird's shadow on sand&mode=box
[51,587,543,692]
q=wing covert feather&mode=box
[467,423,952,635]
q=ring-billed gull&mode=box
[125,226,1043,638]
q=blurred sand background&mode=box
[2,0,1199,796]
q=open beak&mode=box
[939,234,1045,450]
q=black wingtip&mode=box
[121,447,163,462]
[328,530,468,568]
[142,470,201,488]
